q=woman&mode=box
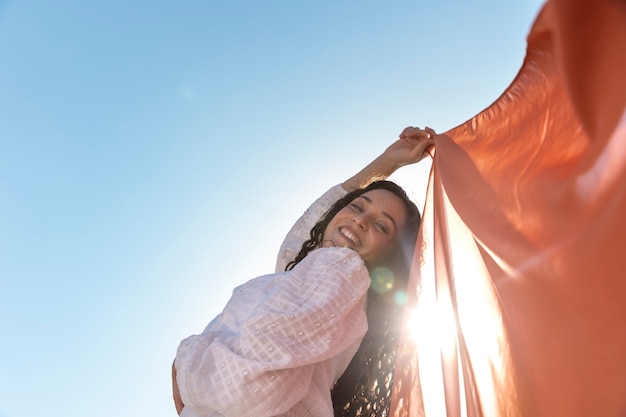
[172,126,434,417]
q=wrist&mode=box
[373,154,401,176]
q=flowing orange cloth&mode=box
[391,0,626,416]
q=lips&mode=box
[339,226,361,246]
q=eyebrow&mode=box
[357,195,398,231]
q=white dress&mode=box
[175,185,371,417]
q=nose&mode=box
[353,214,368,230]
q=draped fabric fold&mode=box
[391,0,626,416]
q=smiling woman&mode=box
[286,182,418,273]
[322,188,408,267]
[172,127,434,417]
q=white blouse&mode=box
[175,185,371,417]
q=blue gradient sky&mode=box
[0,1,544,416]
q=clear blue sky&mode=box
[0,1,544,416]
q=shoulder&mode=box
[298,246,364,268]
[293,247,369,289]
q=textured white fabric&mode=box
[175,185,370,417]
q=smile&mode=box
[340,227,361,246]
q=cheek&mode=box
[325,215,339,230]
[365,235,397,263]
[322,217,338,240]
[321,226,330,241]
[324,210,348,233]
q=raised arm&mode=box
[275,126,435,272]
[341,126,435,192]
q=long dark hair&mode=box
[286,180,421,417]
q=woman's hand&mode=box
[341,125,436,192]
[172,361,185,415]
[383,126,436,169]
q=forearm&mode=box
[172,361,184,415]
[341,152,402,192]
[341,126,435,192]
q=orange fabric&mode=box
[391,0,626,416]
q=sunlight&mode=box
[406,297,447,417]
[404,189,511,417]
[451,227,509,417]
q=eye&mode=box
[375,221,389,234]
[350,202,363,212]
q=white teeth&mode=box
[340,228,360,245]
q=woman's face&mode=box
[322,189,408,267]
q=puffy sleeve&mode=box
[274,184,348,273]
[175,247,370,417]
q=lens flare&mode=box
[369,267,395,294]
[394,290,407,306]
